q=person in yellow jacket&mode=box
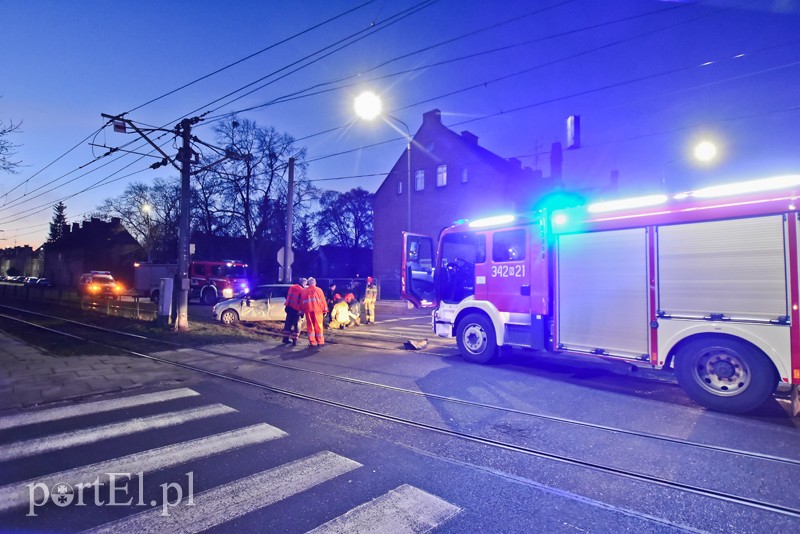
[364,276,377,324]
[301,277,328,347]
[329,294,351,329]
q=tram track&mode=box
[2,303,800,523]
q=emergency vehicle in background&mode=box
[134,260,249,305]
[402,175,800,414]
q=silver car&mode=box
[212,284,296,325]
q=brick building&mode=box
[372,109,548,299]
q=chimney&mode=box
[423,109,441,125]
[461,131,478,145]
[508,157,522,170]
[72,222,80,233]
[111,217,121,226]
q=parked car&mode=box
[78,271,123,299]
[23,277,39,286]
[212,284,296,325]
[36,278,55,287]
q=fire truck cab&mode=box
[403,175,800,414]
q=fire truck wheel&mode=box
[456,313,498,364]
[675,336,778,413]
[201,288,217,305]
[220,309,239,325]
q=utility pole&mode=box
[283,157,295,283]
[102,112,199,331]
[175,118,196,331]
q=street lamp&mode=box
[662,139,719,192]
[355,91,413,232]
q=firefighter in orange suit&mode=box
[301,277,328,346]
[282,277,306,346]
[364,276,377,324]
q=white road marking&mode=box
[0,423,286,512]
[85,451,362,533]
[309,484,461,533]
[0,388,201,431]
[0,404,236,462]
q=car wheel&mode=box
[220,309,239,325]
[675,335,778,413]
[456,313,498,364]
[202,288,217,305]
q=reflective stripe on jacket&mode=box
[285,284,304,311]
[364,284,378,303]
[301,285,328,313]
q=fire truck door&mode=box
[485,227,533,315]
[402,232,437,308]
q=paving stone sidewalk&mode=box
[0,332,199,412]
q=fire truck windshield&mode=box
[211,265,247,278]
[439,232,484,303]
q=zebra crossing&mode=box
[0,387,461,532]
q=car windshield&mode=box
[92,275,115,284]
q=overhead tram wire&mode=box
[214,0,699,121]
[0,137,173,226]
[123,0,379,115]
[8,0,441,220]
[205,0,585,121]
[286,1,744,146]
[188,0,441,124]
[0,129,174,215]
[0,2,380,219]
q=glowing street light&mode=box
[694,140,717,163]
[355,91,413,232]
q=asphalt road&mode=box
[2,309,799,532]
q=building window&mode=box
[461,168,469,183]
[436,165,447,187]
[397,181,403,195]
[415,170,425,191]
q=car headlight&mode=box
[222,288,233,299]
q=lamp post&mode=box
[355,91,412,232]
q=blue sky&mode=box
[1,0,799,247]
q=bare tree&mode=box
[314,187,373,248]
[203,116,312,281]
[96,177,180,261]
[0,116,22,174]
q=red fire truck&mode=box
[134,260,249,305]
[402,175,800,414]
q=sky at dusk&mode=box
[1,0,799,248]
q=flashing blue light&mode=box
[588,194,668,214]
[692,174,800,198]
[468,214,515,228]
